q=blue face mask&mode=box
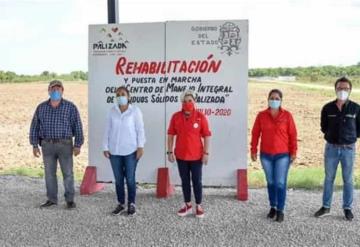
[116,96,128,106]
[268,99,281,109]
[50,91,62,101]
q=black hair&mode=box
[335,76,352,90]
[116,86,130,97]
[268,89,283,100]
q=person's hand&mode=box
[33,147,41,157]
[136,148,144,160]
[73,147,81,156]
[290,155,296,163]
[168,153,175,163]
[251,153,257,162]
[103,151,110,159]
[202,154,209,165]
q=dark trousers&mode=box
[177,159,203,205]
[41,139,74,203]
[109,152,138,205]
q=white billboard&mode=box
[88,20,248,186]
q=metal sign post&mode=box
[107,0,119,23]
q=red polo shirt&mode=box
[251,108,297,156]
[168,110,211,161]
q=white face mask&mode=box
[336,90,349,101]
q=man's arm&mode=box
[29,106,41,157]
[320,105,328,134]
[71,104,84,156]
[356,105,360,137]
[71,105,84,148]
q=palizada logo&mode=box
[92,27,129,53]
[218,22,242,56]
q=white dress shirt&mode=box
[103,104,146,156]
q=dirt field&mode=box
[0,82,88,176]
[1,81,359,173]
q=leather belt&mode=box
[42,138,72,144]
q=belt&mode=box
[329,143,354,148]
[42,138,72,144]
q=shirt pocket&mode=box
[61,109,72,131]
[327,114,339,129]
[343,114,357,134]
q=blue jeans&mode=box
[177,159,203,205]
[109,152,138,205]
[322,143,355,209]
[260,153,291,211]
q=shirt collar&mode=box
[332,99,350,107]
[115,104,132,114]
[266,107,283,114]
[47,98,64,107]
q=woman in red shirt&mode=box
[250,89,297,222]
[167,90,211,218]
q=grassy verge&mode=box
[1,166,359,190]
[0,167,84,182]
[249,167,360,190]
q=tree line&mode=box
[249,63,360,84]
[0,70,87,83]
[1,63,360,83]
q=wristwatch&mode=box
[166,151,173,155]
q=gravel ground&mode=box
[0,175,359,247]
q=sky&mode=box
[0,0,359,74]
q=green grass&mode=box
[1,166,360,190]
[0,167,84,181]
[0,167,45,178]
[249,167,360,190]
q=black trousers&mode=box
[177,159,203,204]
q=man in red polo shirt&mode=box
[167,90,211,218]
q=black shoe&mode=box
[275,211,284,222]
[267,208,277,219]
[128,203,136,216]
[344,209,354,221]
[314,207,330,218]
[66,201,76,209]
[40,200,57,208]
[112,204,125,215]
